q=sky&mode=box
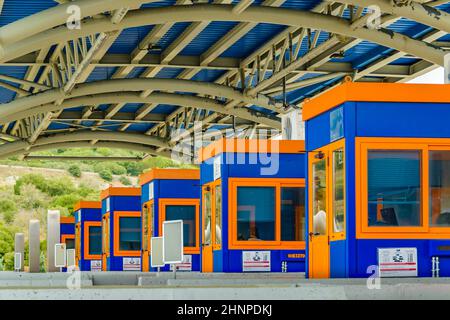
[407,67,445,84]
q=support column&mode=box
[14,233,24,272]
[47,210,60,272]
[29,220,40,273]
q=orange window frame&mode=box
[330,139,346,241]
[102,213,110,257]
[84,221,102,260]
[228,177,306,250]
[158,198,200,254]
[113,211,142,257]
[61,234,75,247]
[355,137,450,239]
[142,200,154,252]
[202,179,222,250]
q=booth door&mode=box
[142,201,153,272]
[101,214,109,271]
[202,184,214,272]
[309,149,330,278]
[75,223,81,265]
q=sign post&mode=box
[55,243,67,271]
[163,220,183,279]
[151,237,164,276]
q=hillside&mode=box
[0,147,194,270]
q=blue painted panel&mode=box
[356,102,450,138]
[60,223,74,235]
[330,240,347,278]
[225,153,305,178]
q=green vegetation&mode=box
[68,165,81,178]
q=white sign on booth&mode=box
[123,257,141,271]
[170,255,192,271]
[213,156,221,181]
[242,251,271,272]
[149,182,154,200]
[90,260,102,272]
[378,247,418,277]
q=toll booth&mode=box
[60,216,75,251]
[304,81,450,278]
[60,216,75,272]
[73,201,102,271]
[139,169,201,272]
[101,187,142,271]
[199,138,306,273]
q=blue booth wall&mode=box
[141,179,201,271]
[75,207,102,271]
[305,101,450,278]
[60,223,75,237]
[102,195,141,271]
[201,152,307,273]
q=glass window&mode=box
[237,187,275,241]
[166,205,197,247]
[88,226,102,255]
[333,149,345,232]
[281,187,305,241]
[65,238,75,250]
[214,185,222,245]
[119,217,141,251]
[368,150,422,227]
[430,150,450,227]
[204,193,212,246]
[312,159,327,235]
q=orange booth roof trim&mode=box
[139,168,200,186]
[302,82,450,121]
[100,186,141,200]
[74,201,102,212]
[60,216,75,224]
[198,138,305,163]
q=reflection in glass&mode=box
[89,226,102,255]
[237,187,275,241]
[119,217,141,251]
[312,159,327,235]
[368,150,421,227]
[166,205,197,247]
[281,187,305,241]
[214,185,222,245]
[333,149,345,232]
[66,238,75,250]
[430,150,450,227]
[204,192,212,246]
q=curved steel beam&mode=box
[0,4,446,65]
[0,0,155,46]
[5,92,281,129]
[0,141,174,160]
[338,0,450,35]
[0,131,170,159]
[0,78,280,120]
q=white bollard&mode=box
[29,220,40,273]
[14,233,24,272]
[47,210,60,272]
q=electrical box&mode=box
[281,109,305,140]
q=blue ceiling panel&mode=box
[109,26,154,54]
[86,67,117,82]
[156,67,184,79]
[0,0,55,26]
[180,21,239,56]
[221,23,287,58]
